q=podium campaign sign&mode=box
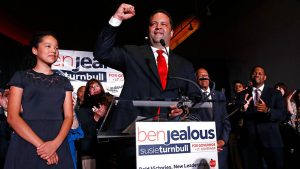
[136,121,219,169]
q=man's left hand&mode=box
[256,98,269,113]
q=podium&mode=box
[116,99,213,108]
[95,98,220,169]
[97,99,214,142]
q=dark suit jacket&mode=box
[189,89,231,169]
[237,86,285,148]
[190,90,231,144]
[93,24,199,132]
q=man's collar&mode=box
[151,46,169,54]
[253,84,264,91]
[201,87,211,93]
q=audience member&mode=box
[74,86,86,113]
[280,89,300,169]
[274,82,297,127]
[77,79,114,169]
[72,85,86,169]
[193,68,231,169]
[0,88,11,169]
[290,90,300,131]
[227,80,245,169]
[237,66,286,169]
[68,88,85,169]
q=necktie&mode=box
[204,91,213,120]
[203,91,209,99]
[255,89,260,105]
[154,50,168,121]
[156,50,168,90]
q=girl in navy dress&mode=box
[4,31,74,169]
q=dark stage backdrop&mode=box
[174,0,300,98]
[0,34,33,89]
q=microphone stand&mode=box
[220,107,240,123]
[159,39,169,56]
[168,76,202,96]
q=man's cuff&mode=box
[109,16,122,27]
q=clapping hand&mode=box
[287,90,297,115]
[93,104,108,122]
[256,98,268,113]
[242,93,252,111]
[217,140,225,152]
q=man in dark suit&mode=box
[238,66,285,169]
[93,3,199,169]
[193,68,231,169]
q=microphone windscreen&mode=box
[198,78,210,81]
[160,39,166,47]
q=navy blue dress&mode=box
[4,69,74,169]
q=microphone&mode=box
[160,39,166,46]
[197,77,216,92]
[246,81,252,88]
[144,36,150,45]
[198,77,210,81]
[160,39,169,56]
[197,77,216,102]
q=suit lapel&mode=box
[138,47,180,91]
[168,51,187,79]
[260,87,270,104]
[260,87,268,100]
[138,46,162,89]
[165,52,180,90]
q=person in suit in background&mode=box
[237,66,286,169]
[93,3,199,169]
[192,68,231,169]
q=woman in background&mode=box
[77,79,114,169]
[274,82,295,126]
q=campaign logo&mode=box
[137,126,215,156]
[53,55,108,72]
[56,70,107,82]
[139,143,190,156]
